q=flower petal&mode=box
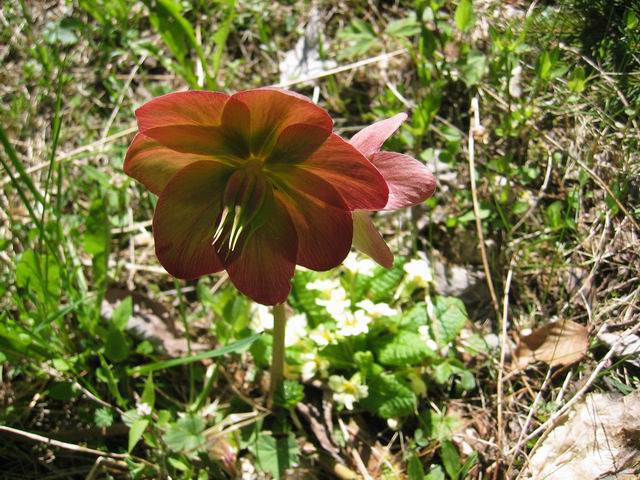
[230,88,332,155]
[136,91,229,132]
[371,152,437,210]
[349,113,407,158]
[278,171,352,270]
[153,161,233,279]
[267,123,330,164]
[124,133,213,195]
[141,124,245,160]
[352,210,393,268]
[221,192,298,305]
[301,133,388,210]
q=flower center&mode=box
[212,166,271,257]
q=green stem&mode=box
[270,302,287,401]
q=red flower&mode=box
[124,88,388,305]
[349,113,437,267]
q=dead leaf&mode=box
[514,320,588,369]
[525,391,640,479]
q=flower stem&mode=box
[270,302,287,402]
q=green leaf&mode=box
[94,407,114,428]
[361,371,416,418]
[105,328,130,363]
[386,15,420,37]
[128,334,260,376]
[83,198,110,255]
[274,380,305,409]
[16,251,61,308]
[163,414,206,452]
[372,330,437,367]
[425,465,446,480]
[369,258,405,303]
[545,201,564,230]
[253,433,299,478]
[128,418,149,452]
[290,271,330,325]
[48,381,76,401]
[568,66,587,93]
[141,374,155,410]
[111,296,132,331]
[441,440,461,480]
[398,303,428,330]
[422,410,462,442]
[407,454,426,480]
[455,0,475,32]
[460,50,487,87]
[432,297,468,347]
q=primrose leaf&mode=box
[369,258,406,303]
[432,296,468,347]
[372,330,437,367]
[386,15,420,37]
[361,371,416,418]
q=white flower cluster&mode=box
[308,277,396,339]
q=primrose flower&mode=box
[356,299,397,318]
[342,251,376,276]
[336,309,371,337]
[328,374,369,410]
[349,114,437,267]
[301,352,329,381]
[124,88,389,305]
[314,284,351,318]
[404,256,433,288]
[309,324,336,347]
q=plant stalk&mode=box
[269,302,287,402]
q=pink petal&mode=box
[301,133,388,210]
[124,133,214,195]
[352,210,393,268]
[221,192,298,305]
[153,161,232,279]
[277,170,352,270]
[349,113,407,158]
[371,152,437,210]
[136,91,229,132]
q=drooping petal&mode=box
[352,210,393,268]
[124,133,214,195]
[230,88,332,156]
[267,123,330,164]
[370,152,437,210]
[221,191,298,306]
[141,124,246,160]
[135,91,229,132]
[276,170,352,270]
[153,161,233,279]
[349,113,407,158]
[300,133,388,210]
